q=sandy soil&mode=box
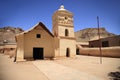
[0,54,49,80]
[33,60,103,80]
[0,53,120,80]
[55,55,120,80]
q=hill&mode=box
[0,27,116,44]
[0,27,24,44]
[75,27,116,42]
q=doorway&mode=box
[76,48,79,55]
[33,48,44,60]
[102,41,109,47]
[66,48,70,57]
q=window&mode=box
[65,16,68,20]
[10,48,14,50]
[65,29,69,36]
[36,34,41,38]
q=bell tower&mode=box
[52,5,76,57]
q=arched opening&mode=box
[65,29,69,36]
[66,48,70,57]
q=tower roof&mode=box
[58,5,66,11]
[53,5,72,15]
[52,5,73,18]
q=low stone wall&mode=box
[3,48,16,58]
[79,47,120,58]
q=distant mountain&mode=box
[0,27,24,44]
[0,26,116,44]
[75,27,116,42]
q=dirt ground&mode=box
[55,55,120,80]
[0,53,120,80]
[0,54,49,80]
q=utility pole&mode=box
[97,16,102,64]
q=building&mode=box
[15,5,76,61]
[52,5,76,58]
[89,35,120,47]
[15,23,54,61]
[76,42,89,48]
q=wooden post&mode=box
[97,16,102,64]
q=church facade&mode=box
[15,5,76,61]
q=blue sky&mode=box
[0,0,120,35]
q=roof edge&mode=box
[38,22,54,37]
[16,22,54,37]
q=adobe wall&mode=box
[58,26,74,37]
[102,36,120,46]
[79,47,120,58]
[16,34,24,61]
[89,35,120,47]
[59,39,76,57]
[24,27,54,59]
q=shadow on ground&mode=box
[108,66,120,80]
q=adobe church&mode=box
[15,5,76,61]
